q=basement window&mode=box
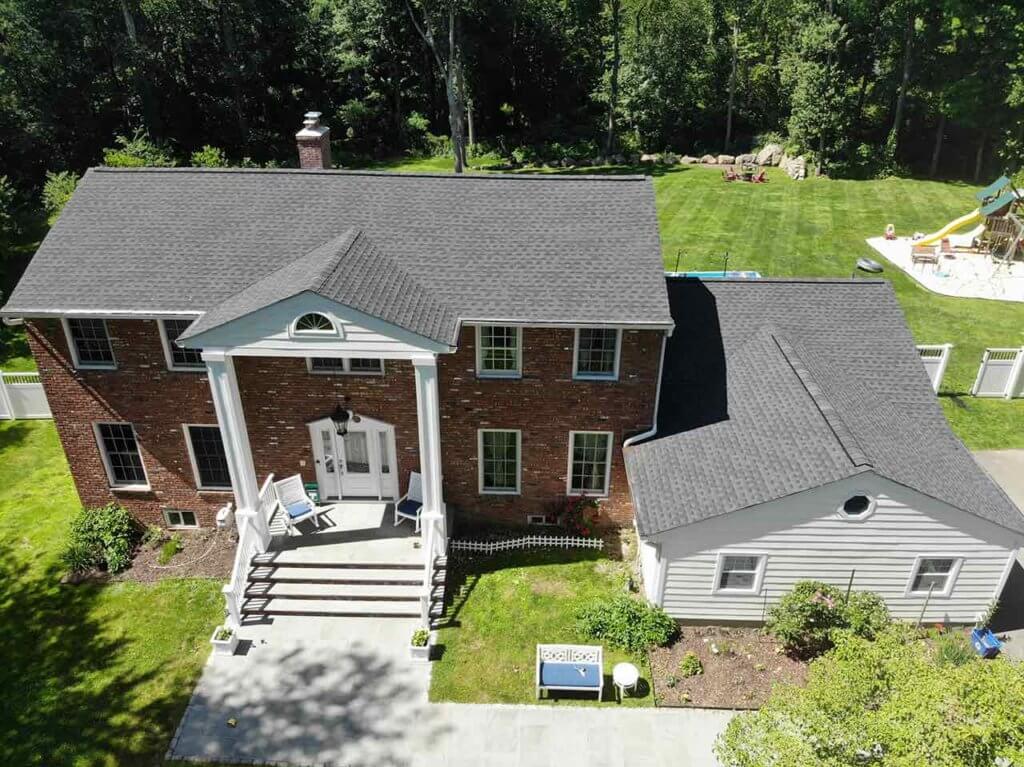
[163,509,198,528]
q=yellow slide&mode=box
[918,209,983,246]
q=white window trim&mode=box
[289,312,342,338]
[711,551,768,595]
[163,508,200,529]
[305,357,385,376]
[63,317,117,370]
[183,424,234,492]
[159,319,205,372]
[572,328,621,381]
[835,492,877,521]
[566,430,614,497]
[905,555,964,598]
[93,421,150,491]
[478,428,522,495]
[475,325,522,379]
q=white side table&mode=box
[612,662,640,702]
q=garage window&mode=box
[713,553,766,594]
[907,557,962,597]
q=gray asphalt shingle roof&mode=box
[2,168,672,342]
[181,228,459,346]
[625,278,1024,536]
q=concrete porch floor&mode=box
[264,500,423,566]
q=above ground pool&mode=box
[664,270,762,280]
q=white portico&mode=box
[184,271,456,627]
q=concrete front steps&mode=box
[242,556,447,623]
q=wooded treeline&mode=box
[1,0,1023,193]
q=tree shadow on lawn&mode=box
[0,536,197,766]
[0,420,33,452]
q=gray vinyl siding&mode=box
[652,473,1021,624]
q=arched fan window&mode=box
[293,312,337,335]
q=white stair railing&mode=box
[419,505,447,627]
[221,474,277,628]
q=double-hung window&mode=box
[308,358,384,375]
[567,431,612,496]
[95,423,148,488]
[476,326,521,377]
[184,425,232,490]
[574,328,621,380]
[713,553,766,594]
[479,429,521,494]
[66,318,116,369]
[908,557,962,597]
[160,319,204,370]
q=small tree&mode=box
[189,145,229,167]
[42,171,80,223]
[102,131,176,168]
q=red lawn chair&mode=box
[752,169,767,183]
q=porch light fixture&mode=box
[330,404,351,436]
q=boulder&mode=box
[611,154,626,165]
[662,152,680,165]
[756,143,783,166]
[736,153,756,164]
[640,153,661,164]
[591,156,606,166]
[717,154,736,165]
[679,155,699,164]
[700,154,717,164]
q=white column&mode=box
[413,354,445,518]
[203,349,267,546]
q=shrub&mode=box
[766,580,890,657]
[190,145,229,167]
[557,495,598,536]
[678,651,703,677]
[41,171,80,223]
[576,595,678,653]
[141,524,164,549]
[715,625,1024,767]
[214,626,233,641]
[157,534,183,565]
[102,130,176,168]
[62,503,138,574]
[934,632,974,667]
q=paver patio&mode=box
[168,616,735,766]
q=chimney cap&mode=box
[297,110,329,139]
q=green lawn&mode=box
[430,548,653,706]
[0,420,223,766]
[366,157,1024,450]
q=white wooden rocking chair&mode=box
[393,471,424,533]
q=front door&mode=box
[308,415,398,501]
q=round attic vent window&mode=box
[293,312,336,335]
[840,494,874,518]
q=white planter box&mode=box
[210,626,239,656]
[409,631,435,662]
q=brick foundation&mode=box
[30,320,662,530]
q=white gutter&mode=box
[622,331,668,448]
[2,317,23,326]
[0,308,204,320]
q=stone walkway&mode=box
[168,616,735,767]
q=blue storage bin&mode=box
[970,628,1002,658]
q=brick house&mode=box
[4,114,1021,628]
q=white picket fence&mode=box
[972,347,1024,399]
[916,344,952,393]
[0,371,51,420]
[450,534,604,554]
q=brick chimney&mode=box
[296,111,332,169]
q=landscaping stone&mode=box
[640,153,661,163]
[756,142,783,165]
[679,155,699,164]
[699,154,717,164]
[736,153,755,164]
[717,154,735,165]
[662,152,680,164]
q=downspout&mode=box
[622,330,668,448]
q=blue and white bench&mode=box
[536,644,604,700]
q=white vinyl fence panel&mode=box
[971,348,1024,399]
[0,371,51,420]
[916,344,952,393]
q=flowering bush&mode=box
[576,595,678,653]
[766,580,889,658]
[557,495,599,536]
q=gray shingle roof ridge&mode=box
[88,166,651,182]
[771,332,873,469]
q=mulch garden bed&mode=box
[649,625,808,709]
[112,527,237,584]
